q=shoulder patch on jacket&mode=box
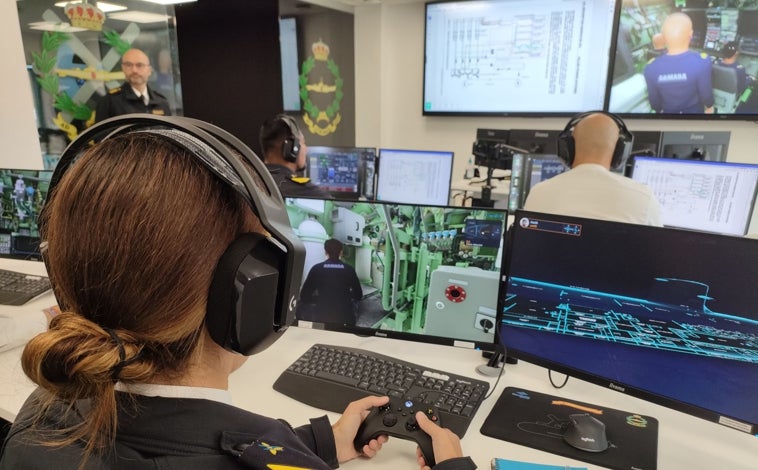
[108,87,122,94]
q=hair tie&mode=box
[104,327,135,381]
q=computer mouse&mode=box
[562,413,609,452]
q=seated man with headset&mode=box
[259,114,332,198]
[524,111,662,226]
[0,115,471,469]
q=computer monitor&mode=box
[507,154,568,212]
[507,130,561,155]
[285,197,507,350]
[498,210,758,436]
[659,131,730,162]
[631,157,758,236]
[422,0,620,116]
[0,169,51,260]
[305,146,377,199]
[376,148,454,206]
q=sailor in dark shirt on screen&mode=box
[300,239,362,327]
[717,41,754,96]
[643,12,714,114]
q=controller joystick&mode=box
[354,397,441,467]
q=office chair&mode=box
[712,63,740,113]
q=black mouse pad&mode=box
[480,387,658,470]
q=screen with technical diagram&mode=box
[285,197,507,349]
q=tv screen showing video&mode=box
[608,0,758,119]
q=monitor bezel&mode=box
[287,196,506,353]
[496,209,758,435]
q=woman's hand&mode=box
[332,395,390,463]
[415,411,464,469]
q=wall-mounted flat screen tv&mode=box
[608,0,758,119]
[423,0,620,116]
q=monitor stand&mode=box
[481,386,659,470]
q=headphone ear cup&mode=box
[557,131,575,167]
[206,232,284,355]
[281,137,297,163]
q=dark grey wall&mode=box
[175,0,283,154]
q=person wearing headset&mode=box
[524,112,662,226]
[0,116,472,470]
[259,114,332,198]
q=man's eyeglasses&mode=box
[122,62,150,70]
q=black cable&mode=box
[548,369,570,389]
[481,358,506,401]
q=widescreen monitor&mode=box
[0,169,51,260]
[306,146,377,199]
[498,210,758,435]
[285,197,507,350]
[376,148,454,206]
[631,157,758,236]
[423,0,620,116]
[609,0,758,119]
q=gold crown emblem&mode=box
[65,1,105,31]
[312,40,330,61]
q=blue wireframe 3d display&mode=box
[498,210,758,435]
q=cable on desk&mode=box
[548,370,570,389]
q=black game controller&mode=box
[354,397,440,467]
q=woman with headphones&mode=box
[0,116,471,470]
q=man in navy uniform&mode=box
[299,239,363,326]
[95,48,171,123]
[259,114,331,198]
[717,41,754,96]
[643,12,714,114]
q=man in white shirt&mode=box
[524,112,662,226]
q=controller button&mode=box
[405,416,418,431]
[382,414,398,427]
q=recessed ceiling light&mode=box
[108,11,171,23]
[53,1,127,13]
[136,0,198,5]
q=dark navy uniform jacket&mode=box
[1,388,478,470]
[95,84,171,123]
[300,258,363,326]
[643,51,714,113]
[265,163,332,198]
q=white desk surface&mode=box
[2,260,757,469]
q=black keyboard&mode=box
[273,344,490,437]
[0,268,51,306]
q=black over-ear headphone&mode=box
[42,114,305,355]
[277,114,302,163]
[556,111,633,171]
